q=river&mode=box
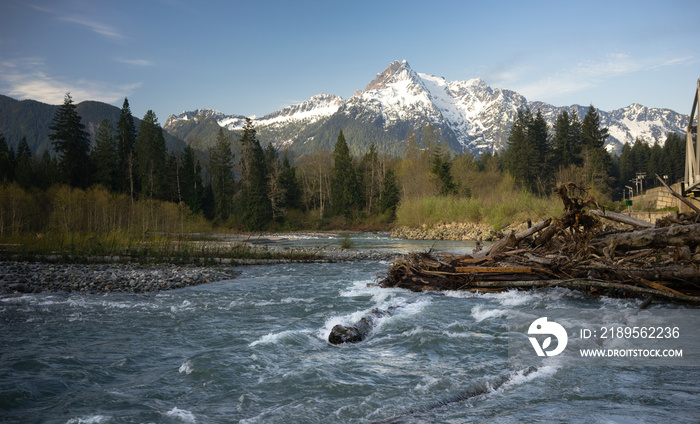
[1,234,698,423]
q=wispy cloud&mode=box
[26,3,126,41]
[511,53,695,101]
[0,57,141,105]
[58,15,125,40]
[115,58,154,67]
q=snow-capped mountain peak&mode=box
[164,60,688,156]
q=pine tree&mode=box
[360,144,382,214]
[552,110,582,169]
[581,105,609,151]
[279,155,302,211]
[528,109,550,193]
[35,151,58,190]
[618,142,634,190]
[581,105,612,192]
[663,133,685,183]
[238,118,272,230]
[179,145,203,213]
[0,134,12,181]
[48,93,91,188]
[164,152,181,203]
[135,110,167,200]
[330,130,361,218]
[14,137,34,189]
[430,142,457,196]
[116,98,138,197]
[90,119,119,191]
[209,128,235,222]
[503,110,530,189]
[380,168,400,221]
[263,143,285,220]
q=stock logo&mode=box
[528,317,568,357]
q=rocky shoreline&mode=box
[0,262,242,295]
[0,248,404,295]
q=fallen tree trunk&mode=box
[589,223,700,254]
[515,218,552,239]
[462,279,700,304]
[590,209,654,228]
[578,264,700,283]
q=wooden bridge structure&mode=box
[686,78,700,196]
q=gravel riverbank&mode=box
[0,262,241,295]
[0,249,404,295]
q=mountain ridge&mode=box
[0,94,186,155]
[164,60,689,156]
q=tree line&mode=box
[499,105,685,201]
[0,93,401,232]
[0,95,687,235]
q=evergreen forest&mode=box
[0,95,688,243]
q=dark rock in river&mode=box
[328,305,400,345]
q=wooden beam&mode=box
[455,266,534,273]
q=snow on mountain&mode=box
[165,60,688,156]
[604,103,687,150]
[255,94,344,128]
[345,60,531,153]
[165,108,247,130]
[166,94,343,133]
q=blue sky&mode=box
[1,0,698,122]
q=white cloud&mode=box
[0,58,141,105]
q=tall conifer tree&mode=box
[209,128,235,222]
[380,168,400,221]
[90,119,119,191]
[238,118,272,230]
[279,155,302,211]
[0,134,12,181]
[330,130,361,217]
[116,98,138,196]
[179,145,203,213]
[581,105,612,192]
[135,110,167,200]
[48,93,91,188]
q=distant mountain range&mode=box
[165,60,689,157]
[0,94,185,155]
[0,60,689,158]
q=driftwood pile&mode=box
[379,181,700,305]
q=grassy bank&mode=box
[0,231,320,264]
[395,191,564,231]
[0,183,324,263]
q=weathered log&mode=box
[589,223,700,253]
[463,279,700,304]
[454,266,534,274]
[514,218,552,240]
[590,209,654,228]
[477,219,552,258]
[533,221,559,247]
[579,264,700,283]
[485,231,517,256]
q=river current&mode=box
[1,234,699,423]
